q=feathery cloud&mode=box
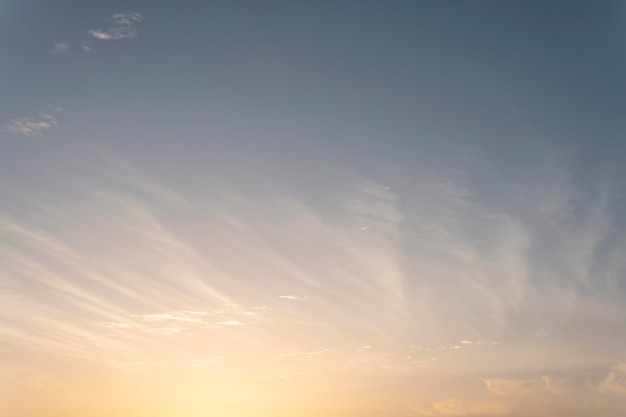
[599,364,626,395]
[4,113,57,137]
[278,295,309,301]
[216,320,244,326]
[88,12,142,41]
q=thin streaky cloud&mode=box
[278,295,309,301]
[88,12,142,41]
[112,12,142,25]
[216,320,244,326]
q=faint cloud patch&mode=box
[484,377,553,397]
[278,294,309,301]
[112,306,268,333]
[216,320,244,327]
[5,113,58,137]
[51,42,69,53]
[138,311,206,323]
[599,364,626,395]
[88,12,142,41]
[412,398,510,416]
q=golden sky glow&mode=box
[2,1,626,416]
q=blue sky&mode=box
[2,1,626,416]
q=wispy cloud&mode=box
[484,376,559,398]
[411,367,626,417]
[278,295,309,301]
[216,320,244,327]
[88,12,142,41]
[51,42,69,53]
[599,364,626,395]
[4,113,58,137]
[2,141,626,415]
[412,398,510,416]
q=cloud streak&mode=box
[4,113,58,137]
[88,12,142,41]
[2,140,626,416]
[278,295,309,301]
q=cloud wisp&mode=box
[4,113,58,137]
[2,140,626,416]
[410,365,626,417]
[51,42,69,53]
[88,12,142,41]
[412,398,510,416]
[278,295,309,301]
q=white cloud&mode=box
[4,113,58,137]
[278,295,308,301]
[88,12,142,41]
[88,29,113,40]
[82,45,92,52]
[51,42,69,53]
[1,143,625,404]
[138,312,205,323]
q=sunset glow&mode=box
[2,1,626,416]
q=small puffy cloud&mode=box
[88,12,142,41]
[5,113,58,137]
[51,42,69,53]
[82,45,92,52]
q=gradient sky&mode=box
[2,1,626,416]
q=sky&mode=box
[1,1,626,416]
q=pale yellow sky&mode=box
[3,1,626,416]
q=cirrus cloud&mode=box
[88,12,142,41]
[4,113,58,137]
